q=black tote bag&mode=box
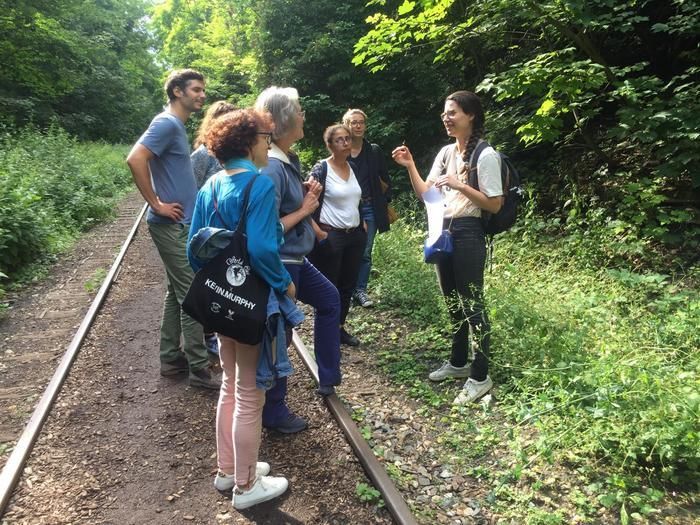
[183,175,269,345]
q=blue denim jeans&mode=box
[355,203,376,293]
[262,258,341,425]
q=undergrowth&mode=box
[366,212,699,523]
[0,124,132,303]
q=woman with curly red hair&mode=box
[187,108,294,508]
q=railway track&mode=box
[0,193,417,524]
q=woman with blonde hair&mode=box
[190,100,237,356]
[191,100,236,189]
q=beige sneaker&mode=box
[428,361,470,381]
[233,475,288,509]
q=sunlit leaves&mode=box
[353,0,456,72]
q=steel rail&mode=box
[291,331,419,525]
[0,201,418,524]
[0,204,148,516]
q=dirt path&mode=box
[1,192,508,525]
[2,194,394,524]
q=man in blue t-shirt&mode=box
[126,69,221,390]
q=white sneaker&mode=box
[428,361,471,381]
[453,376,493,405]
[233,475,289,510]
[214,462,271,492]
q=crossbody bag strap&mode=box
[212,173,258,234]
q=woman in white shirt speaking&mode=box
[308,124,367,347]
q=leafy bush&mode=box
[0,125,132,292]
[371,215,699,504]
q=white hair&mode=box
[255,86,301,140]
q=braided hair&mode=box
[446,91,485,176]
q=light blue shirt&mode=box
[137,112,198,224]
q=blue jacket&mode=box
[187,171,291,294]
[264,144,315,264]
[257,290,305,390]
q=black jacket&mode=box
[348,139,392,233]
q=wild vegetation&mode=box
[0,0,697,520]
[0,126,132,301]
[355,213,698,522]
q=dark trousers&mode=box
[262,259,341,425]
[435,217,490,381]
[308,227,367,325]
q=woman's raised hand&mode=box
[435,173,462,191]
[391,144,414,167]
[301,186,321,215]
[304,178,322,197]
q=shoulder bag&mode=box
[183,175,269,345]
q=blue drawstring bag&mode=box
[423,229,453,264]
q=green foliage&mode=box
[0,0,162,142]
[354,0,700,266]
[0,125,132,292]
[84,268,108,294]
[355,482,383,505]
[369,219,699,516]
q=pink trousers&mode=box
[216,335,265,487]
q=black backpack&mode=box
[466,140,523,235]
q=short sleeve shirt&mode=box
[319,163,362,229]
[137,112,198,224]
[427,143,503,219]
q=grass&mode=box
[84,268,108,293]
[354,215,699,523]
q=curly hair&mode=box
[194,100,236,148]
[206,109,274,165]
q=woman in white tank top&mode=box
[308,124,367,347]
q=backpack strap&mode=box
[466,139,490,191]
[310,160,328,223]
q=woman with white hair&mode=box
[255,87,342,433]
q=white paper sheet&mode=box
[422,186,445,245]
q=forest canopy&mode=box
[1,0,698,267]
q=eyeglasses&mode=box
[349,120,365,126]
[333,136,352,144]
[257,132,273,145]
[297,109,306,119]
[440,110,459,121]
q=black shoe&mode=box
[160,355,189,376]
[340,328,360,346]
[189,364,222,390]
[316,385,336,396]
[263,413,308,434]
